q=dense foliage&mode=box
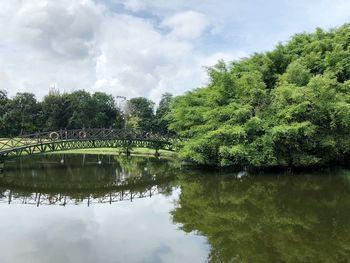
[168,24,350,168]
[0,89,172,136]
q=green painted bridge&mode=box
[0,129,180,165]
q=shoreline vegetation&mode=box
[167,24,350,169]
[1,24,350,169]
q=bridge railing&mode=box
[0,129,178,151]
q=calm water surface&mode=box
[1,154,350,263]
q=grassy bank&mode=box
[48,147,177,158]
[0,138,37,149]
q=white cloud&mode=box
[0,0,222,102]
[93,14,200,101]
[9,0,103,60]
[122,0,147,12]
[1,0,349,102]
[91,11,226,102]
[0,0,103,96]
[161,11,209,40]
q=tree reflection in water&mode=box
[2,155,350,262]
[0,154,179,206]
[172,171,350,263]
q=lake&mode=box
[1,154,350,263]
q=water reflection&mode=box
[0,154,177,206]
[0,155,209,263]
[2,155,350,262]
[172,171,350,263]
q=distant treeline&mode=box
[167,24,350,168]
[0,89,173,136]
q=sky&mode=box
[0,0,349,103]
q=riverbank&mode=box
[48,147,177,158]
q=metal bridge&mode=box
[0,129,179,164]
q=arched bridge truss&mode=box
[0,129,180,162]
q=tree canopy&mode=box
[0,89,172,137]
[167,24,350,168]
[127,97,155,131]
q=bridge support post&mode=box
[0,162,4,174]
[154,149,160,158]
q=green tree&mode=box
[128,97,155,131]
[155,92,173,134]
[90,92,119,128]
[168,24,350,168]
[3,93,40,135]
[41,90,70,130]
[66,90,94,128]
[0,90,8,136]
[280,59,311,86]
[126,116,141,131]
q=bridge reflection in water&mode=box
[0,154,178,207]
[0,185,168,207]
